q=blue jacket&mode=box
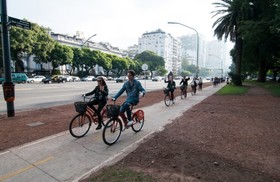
[114,79,145,104]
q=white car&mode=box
[152,76,163,81]
[27,75,46,83]
[81,76,96,81]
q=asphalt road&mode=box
[0,79,186,114]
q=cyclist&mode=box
[83,76,108,130]
[179,76,190,93]
[190,77,197,94]
[112,70,145,126]
[164,75,176,103]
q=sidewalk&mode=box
[0,84,224,182]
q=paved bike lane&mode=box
[0,84,224,182]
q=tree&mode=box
[10,26,34,72]
[9,22,55,72]
[32,24,56,64]
[97,52,112,75]
[212,0,253,85]
[134,50,165,77]
[49,43,73,72]
[111,56,129,76]
[80,48,99,75]
[71,47,84,75]
[156,66,168,76]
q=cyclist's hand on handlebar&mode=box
[82,94,85,97]
[112,97,116,101]
[142,92,145,97]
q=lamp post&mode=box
[82,34,97,47]
[208,54,223,76]
[81,34,97,77]
[168,22,199,78]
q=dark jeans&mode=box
[168,89,174,101]
[88,100,106,125]
[120,101,137,121]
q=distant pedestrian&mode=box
[198,77,203,91]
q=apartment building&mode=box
[138,29,182,74]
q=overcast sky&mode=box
[8,0,222,49]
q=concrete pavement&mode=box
[0,83,224,182]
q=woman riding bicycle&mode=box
[83,76,108,130]
[112,70,145,126]
[180,76,190,91]
[164,75,176,103]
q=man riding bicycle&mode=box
[112,70,145,126]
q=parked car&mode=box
[152,76,163,82]
[106,76,114,81]
[0,73,28,84]
[116,76,128,83]
[64,75,73,82]
[81,76,96,81]
[42,75,67,84]
[71,76,80,82]
[27,75,46,83]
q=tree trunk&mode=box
[234,36,243,86]
[257,58,266,82]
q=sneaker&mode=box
[127,120,133,126]
[172,101,175,104]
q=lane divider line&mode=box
[0,156,54,181]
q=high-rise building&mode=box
[138,29,182,74]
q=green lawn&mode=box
[246,80,280,96]
[217,85,249,95]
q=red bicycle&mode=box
[69,96,107,138]
[102,101,144,145]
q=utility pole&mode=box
[1,0,15,117]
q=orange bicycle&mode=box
[102,101,144,145]
[69,96,107,138]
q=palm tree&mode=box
[212,0,253,85]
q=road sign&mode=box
[141,64,148,71]
[8,16,31,30]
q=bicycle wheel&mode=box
[69,114,92,138]
[102,118,122,145]
[164,95,171,107]
[131,113,144,132]
[101,108,108,126]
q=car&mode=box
[42,75,67,84]
[64,75,73,82]
[81,76,96,81]
[116,76,128,83]
[71,76,80,82]
[27,75,46,83]
[106,76,114,81]
[0,73,28,84]
[152,76,163,82]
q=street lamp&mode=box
[168,22,199,77]
[82,34,97,47]
[81,34,97,77]
[208,54,223,76]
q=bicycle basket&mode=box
[163,88,169,95]
[106,104,120,118]
[74,102,88,114]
